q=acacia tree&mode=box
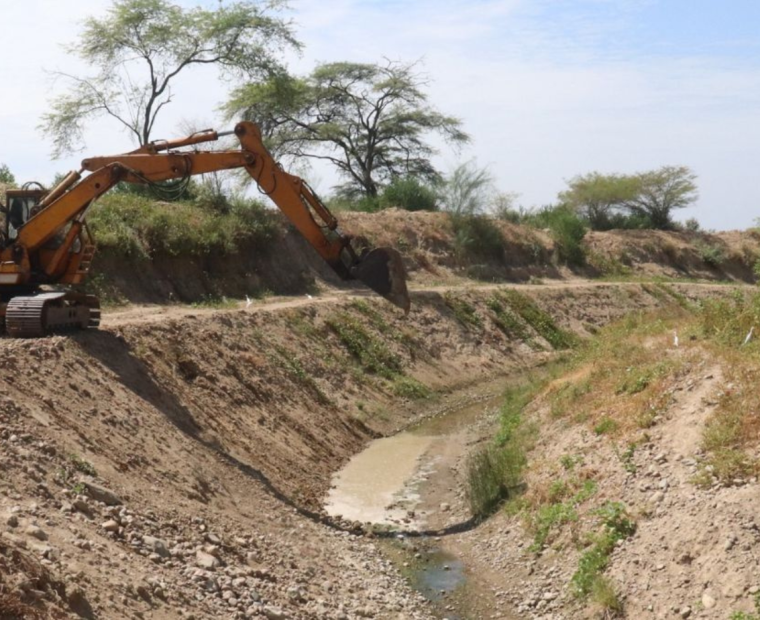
[225,60,469,197]
[625,165,698,229]
[559,172,638,230]
[559,166,698,230]
[41,0,299,158]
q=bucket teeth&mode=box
[351,248,411,313]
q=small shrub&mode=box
[466,445,511,519]
[594,417,618,436]
[450,214,506,261]
[571,502,636,598]
[521,205,587,266]
[591,577,624,615]
[381,177,438,212]
[696,241,726,268]
[69,454,97,477]
[392,377,431,400]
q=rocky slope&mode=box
[0,282,738,619]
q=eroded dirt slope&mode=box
[0,282,743,619]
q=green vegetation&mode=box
[529,480,597,551]
[450,214,506,261]
[730,593,760,620]
[43,0,297,156]
[326,312,403,379]
[227,60,468,198]
[381,177,438,212]
[88,193,279,259]
[559,166,699,231]
[696,241,727,268]
[586,251,632,277]
[466,377,544,519]
[392,377,432,400]
[571,502,635,599]
[69,453,97,477]
[593,416,618,436]
[444,293,483,329]
[487,296,531,342]
[500,290,578,349]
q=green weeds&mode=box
[444,293,483,329]
[571,502,635,599]
[500,290,578,349]
[326,313,403,379]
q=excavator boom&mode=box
[0,121,410,337]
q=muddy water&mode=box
[323,432,436,525]
[324,377,526,619]
[324,388,502,528]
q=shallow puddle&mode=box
[410,547,466,606]
[324,432,436,525]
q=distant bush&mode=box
[440,160,494,216]
[327,194,382,213]
[89,193,279,259]
[696,241,726,268]
[381,177,438,212]
[521,205,587,266]
[450,214,506,261]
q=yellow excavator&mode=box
[0,122,410,337]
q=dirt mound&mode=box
[87,209,759,307]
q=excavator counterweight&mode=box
[0,121,410,336]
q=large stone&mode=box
[82,482,123,506]
[143,536,170,558]
[25,525,47,541]
[196,550,221,570]
[702,592,717,609]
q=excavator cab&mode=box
[2,188,46,244]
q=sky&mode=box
[2,0,760,230]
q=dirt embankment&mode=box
[0,282,737,619]
[88,210,760,305]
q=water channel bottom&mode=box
[324,432,435,525]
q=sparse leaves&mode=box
[41,0,299,156]
[226,59,469,197]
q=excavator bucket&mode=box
[351,247,411,313]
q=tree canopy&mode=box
[225,60,469,197]
[41,0,299,157]
[559,166,699,230]
[559,172,638,230]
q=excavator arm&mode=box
[0,121,409,337]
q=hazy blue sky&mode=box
[2,0,759,229]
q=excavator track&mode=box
[5,292,100,338]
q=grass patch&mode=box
[392,377,431,400]
[466,375,549,520]
[571,502,636,598]
[444,293,483,329]
[730,593,760,620]
[89,193,279,259]
[500,289,578,350]
[326,312,403,379]
[487,296,531,343]
[593,416,619,436]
